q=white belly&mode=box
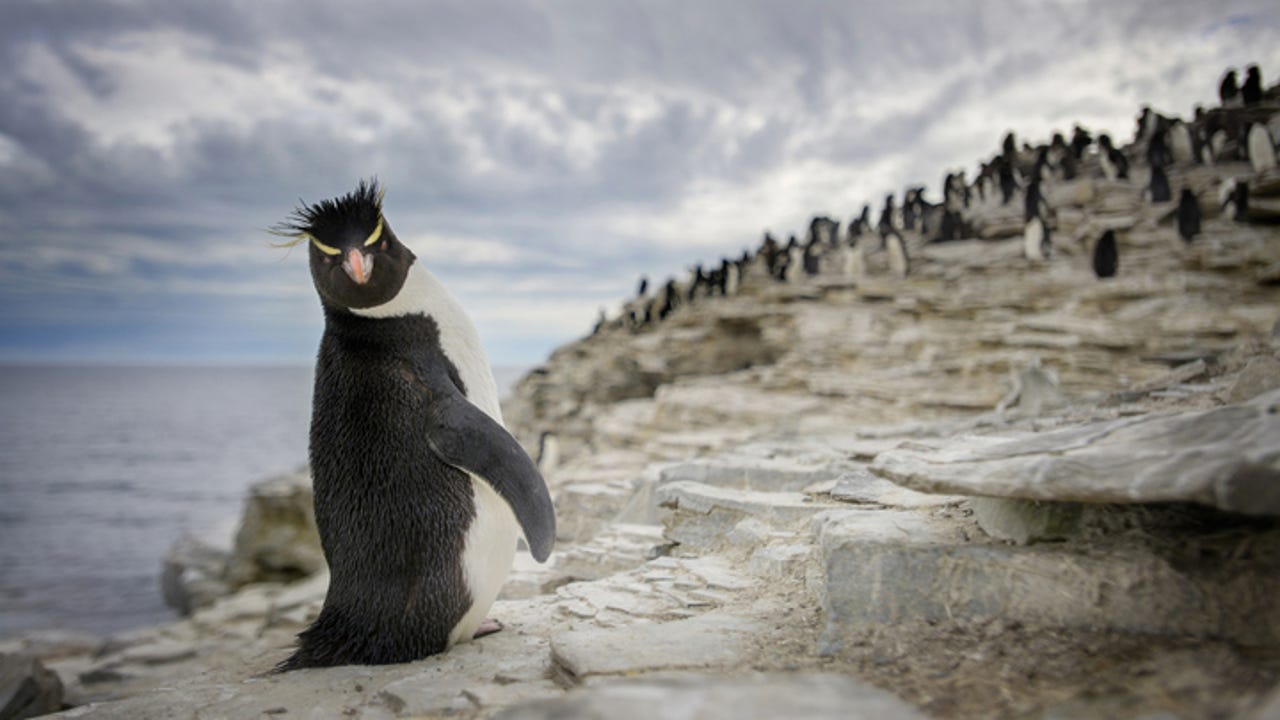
[352,259,522,645]
[447,476,519,646]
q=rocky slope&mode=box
[4,90,1280,720]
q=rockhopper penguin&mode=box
[272,180,555,670]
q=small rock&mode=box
[550,613,765,680]
[1224,356,1280,403]
[0,653,64,720]
[224,471,325,589]
[970,497,1083,545]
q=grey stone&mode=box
[747,544,811,578]
[658,444,852,492]
[870,389,1280,515]
[550,613,765,680]
[829,468,962,508]
[1225,356,1280,404]
[160,530,232,615]
[494,673,926,720]
[996,359,1070,416]
[814,509,1280,651]
[0,653,63,720]
[0,632,102,662]
[970,497,1083,544]
[224,472,325,589]
[658,481,841,548]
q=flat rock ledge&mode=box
[871,388,1280,515]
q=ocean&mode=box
[0,364,528,640]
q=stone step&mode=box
[813,507,1280,654]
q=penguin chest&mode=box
[448,475,520,646]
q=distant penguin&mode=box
[686,264,706,302]
[273,180,555,671]
[1070,125,1092,161]
[660,279,680,320]
[1146,126,1172,169]
[787,236,805,281]
[1220,178,1249,222]
[803,239,821,276]
[1146,164,1172,203]
[724,258,740,295]
[840,239,865,279]
[536,432,560,477]
[1097,134,1129,181]
[904,188,920,230]
[1168,121,1194,165]
[1220,70,1240,107]
[885,231,910,278]
[1024,175,1047,222]
[1176,189,1201,244]
[1002,131,1017,160]
[1023,215,1051,262]
[1248,123,1278,173]
[877,194,897,239]
[997,157,1018,205]
[636,276,649,298]
[1092,230,1118,279]
[1242,65,1263,106]
[939,209,964,243]
[850,205,872,240]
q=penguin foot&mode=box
[474,618,504,639]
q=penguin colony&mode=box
[596,64,1279,335]
[273,181,556,670]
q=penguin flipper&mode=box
[417,366,557,562]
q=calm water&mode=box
[0,364,527,640]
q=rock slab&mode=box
[871,389,1280,515]
[0,653,63,720]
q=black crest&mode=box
[275,179,383,240]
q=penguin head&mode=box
[276,179,416,312]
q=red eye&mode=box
[381,239,388,250]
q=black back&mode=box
[1148,164,1171,203]
[1071,125,1092,160]
[1093,230,1118,279]
[1242,66,1262,105]
[1177,189,1201,243]
[281,311,474,670]
[1220,70,1239,104]
[1024,176,1044,222]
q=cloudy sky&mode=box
[2,1,1278,367]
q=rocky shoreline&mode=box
[5,85,1280,719]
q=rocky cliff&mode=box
[4,78,1280,720]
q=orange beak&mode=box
[342,248,373,285]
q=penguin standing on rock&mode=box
[1093,230,1118,279]
[1220,70,1240,107]
[1220,178,1250,222]
[272,180,555,670]
[1097,134,1129,181]
[1177,189,1201,244]
[1023,176,1052,261]
[1146,164,1172,203]
[1247,123,1278,173]
[885,230,910,279]
[1242,65,1263,106]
